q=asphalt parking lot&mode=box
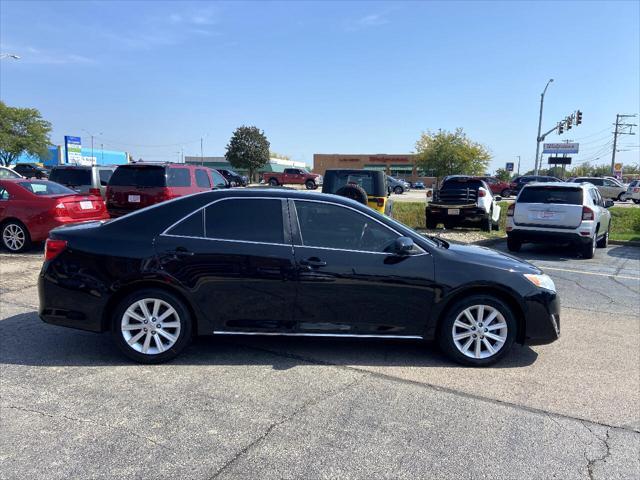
[1,244,639,479]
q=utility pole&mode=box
[516,155,521,176]
[535,79,554,175]
[611,114,637,175]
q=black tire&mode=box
[616,193,626,202]
[443,221,456,230]
[1,220,32,253]
[426,216,438,229]
[580,234,596,259]
[596,226,609,248]
[501,189,510,198]
[437,294,517,367]
[268,178,279,186]
[393,186,404,195]
[507,236,521,252]
[481,213,492,232]
[335,184,368,205]
[634,199,640,205]
[111,289,192,364]
[305,180,316,190]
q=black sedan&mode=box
[38,189,560,366]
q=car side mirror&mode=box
[393,236,414,255]
[604,200,614,208]
[494,196,502,202]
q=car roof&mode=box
[522,181,589,189]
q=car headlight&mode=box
[523,273,556,292]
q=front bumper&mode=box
[522,289,560,345]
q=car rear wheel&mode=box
[438,295,516,366]
[481,213,492,232]
[633,199,640,204]
[393,186,404,195]
[596,226,609,248]
[268,178,279,186]
[616,193,626,202]
[507,236,521,252]
[305,180,316,190]
[426,216,438,229]
[1,221,32,253]
[112,289,192,364]
[580,234,596,259]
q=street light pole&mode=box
[534,78,554,176]
[516,155,521,176]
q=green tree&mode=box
[494,168,512,182]
[415,128,491,178]
[270,151,291,161]
[225,125,270,182]
[0,101,52,166]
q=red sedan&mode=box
[476,176,512,197]
[0,179,109,252]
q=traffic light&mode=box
[558,122,564,134]
[576,110,583,125]
[566,115,573,130]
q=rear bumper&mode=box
[508,229,592,246]
[522,289,560,345]
[427,206,488,222]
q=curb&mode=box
[609,240,640,247]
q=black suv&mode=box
[216,168,247,187]
[12,163,48,179]
[510,175,560,194]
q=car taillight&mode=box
[478,190,486,197]
[507,203,515,217]
[44,239,67,261]
[582,206,594,221]
[54,202,68,217]
[89,188,101,196]
[376,198,384,207]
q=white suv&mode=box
[506,182,613,259]
[623,180,640,204]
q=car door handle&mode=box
[299,257,327,268]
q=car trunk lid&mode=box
[514,186,584,228]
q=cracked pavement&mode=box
[1,245,639,479]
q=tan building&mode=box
[313,153,436,186]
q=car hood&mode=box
[445,243,541,274]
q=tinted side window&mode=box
[195,169,211,188]
[167,210,204,237]
[294,201,397,252]
[205,199,284,244]
[285,169,298,174]
[99,169,113,186]
[0,187,9,200]
[167,168,191,187]
[588,189,599,205]
[49,168,91,186]
[211,170,227,188]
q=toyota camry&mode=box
[38,189,560,366]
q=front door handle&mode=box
[299,257,327,268]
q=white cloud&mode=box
[345,12,391,32]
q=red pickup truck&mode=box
[264,168,323,190]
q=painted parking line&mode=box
[539,266,640,281]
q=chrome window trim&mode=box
[291,198,427,255]
[213,331,423,339]
[161,233,291,247]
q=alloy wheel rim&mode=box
[121,298,181,355]
[451,305,508,359]
[3,224,25,251]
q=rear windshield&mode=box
[109,166,166,187]
[441,178,484,190]
[519,186,583,205]
[49,168,92,186]
[18,181,75,196]
[330,173,374,194]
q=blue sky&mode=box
[1,0,638,172]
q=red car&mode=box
[106,163,226,218]
[0,179,109,252]
[264,168,322,189]
[477,176,512,197]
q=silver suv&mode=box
[49,165,116,198]
[506,182,613,259]
[571,177,626,201]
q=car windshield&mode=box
[17,180,76,196]
[109,166,166,187]
[49,168,92,186]
[518,186,583,204]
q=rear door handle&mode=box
[299,257,327,268]
[169,247,194,257]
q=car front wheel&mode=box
[393,186,404,194]
[438,295,516,366]
[305,180,316,190]
[112,289,192,363]
[268,178,279,186]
